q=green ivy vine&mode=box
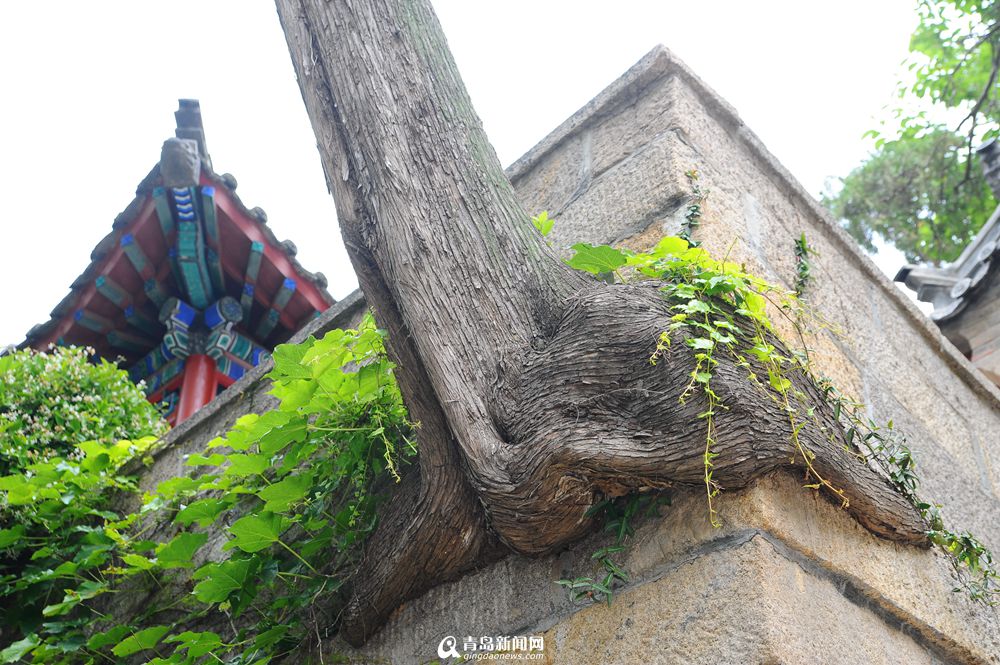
[0,314,414,663]
[821,382,1000,603]
[793,233,817,296]
[679,169,706,246]
[557,215,998,607]
[556,495,668,606]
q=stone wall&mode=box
[346,46,999,663]
[507,45,1000,547]
[137,47,1000,663]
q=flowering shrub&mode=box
[0,346,167,475]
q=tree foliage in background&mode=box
[824,0,999,266]
[0,347,167,475]
[826,129,994,263]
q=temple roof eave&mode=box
[22,145,335,354]
[894,202,1000,323]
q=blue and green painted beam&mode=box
[120,234,154,280]
[73,309,114,334]
[255,278,296,339]
[120,234,169,307]
[152,187,175,239]
[95,275,132,309]
[240,241,265,321]
[123,305,160,337]
[172,187,214,309]
[107,329,153,355]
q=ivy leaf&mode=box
[225,513,285,553]
[41,580,106,617]
[256,472,314,513]
[693,371,713,384]
[258,420,307,456]
[0,634,39,663]
[253,626,289,652]
[224,453,270,477]
[651,236,689,258]
[111,625,171,657]
[353,364,385,401]
[87,625,129,651]
[740,291,767,320]
[152,475,204,500]
[681,299,712,314]
[566,243,627,275]
[712,319,739,332]
[185,453,226,468]
[686,337,715,351]
[270,379,318,411]
[164,630,222,658]
[0,525,25,549]
[768,369,792,393]
[122,553,157,571]
[174,498,229,528]
[271,342,312,379]
[156,532,208,569]
[531,211,554,237]
[41,599,78,618]
[220,413,265,451]
[301,330,351,378]
[192,558,257,604]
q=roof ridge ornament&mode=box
[175,99,210,167]
[159,138,200,189]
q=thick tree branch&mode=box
[276,6,498,644]
[485,285,926,554]
[275,0,928,645]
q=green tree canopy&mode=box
[825,129,994,263]
[824,0,999,265]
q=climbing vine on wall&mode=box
[793,233,817,296]
[679,169,706,246]
[821,381,1000,603]
[0,314,415,663]
[558,212,998,607]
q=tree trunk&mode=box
[274,0,927,645]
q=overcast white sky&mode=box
[0,1,918,346]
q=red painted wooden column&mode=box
[175,354,217,423]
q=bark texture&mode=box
[275,0,927,646]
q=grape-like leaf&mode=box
[566,243,627,275]
[192,558,256,603]
[111,625,170,657]
[225,513,285,553]
[156,532,208,569]
[256,472,314,513]
[174,498,230,528]
[164,630,222,658]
